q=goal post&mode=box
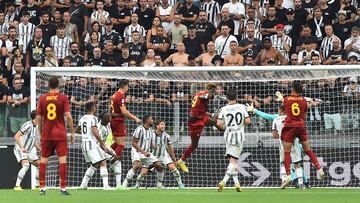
[30,65,360,189]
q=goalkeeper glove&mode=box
[275,91,284,102]
[245,102,256,113]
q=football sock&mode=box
[16,163,30,186]
[59,163,67,190]
[113,161,122,187]
[284,152,291,176]
[39,163,46,189]
[181,144,196,161]
[80,166,96,188]
[305,150,321,170]
[171,168,183,185]
[100,166,109,188]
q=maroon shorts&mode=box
[41,140,68,158]
[111,120,127,137]
[281,126,308,143]
[188,114,210,138]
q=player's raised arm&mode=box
[119,105,141,123]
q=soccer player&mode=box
[110,79,141,158]
[132,115,164,189]
[277,82,325,189]
[247,103,308,188]
[177,83,224,173]
[97,112,123,189]
[13,110,40,190]
[78,102,114,190]
[37,76,75,195]
[152,119,185,189]
[217,88,251,192]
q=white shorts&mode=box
[14,147,39,163]
[104,146,116,161]
[131,147,140,163]
[157,151,173,166]
[138,152,159,168]
[83,146,106,164]
[225,143,243,159]
[279,138,302,163]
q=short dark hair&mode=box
[278,105,285,112]
[48,76,59,89]
[142,115,152,123]
[154,119,165,128]
[118,79,129,88]
[98,112,110,121]
[292,81,303,94]
[85,101,96,112]
[30,110,37,120]
[226,88,237,101]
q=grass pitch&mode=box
[0,188,359,203]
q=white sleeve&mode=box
[272,119,277,131]
[165,133,173,145]
[20,121,31,134]
[91,116,98,127]
[242,106,249,118]
[133,126,141,139]
[218,107,225,120]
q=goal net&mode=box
[31,66,360,188]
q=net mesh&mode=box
[33,67,360,188]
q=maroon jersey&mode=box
[110,91,126,121]
[37,92,70,141]
[190,90,211,118]
[283,95,308,127]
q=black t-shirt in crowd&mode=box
[194,22,216,47]
[89,57,107,66]
[0,84,8,111]
[276,7,287,23]
[68,54,84,67]
[26,39,47,66]
[110,6,131,36]
[294,8,309,25]
[129,42,146,65]
[101,52,121,66]
[69,3,89,34]
[150,35,171,60]
[284,19,301,53]
[333,22,352,46]
[327,49,347,60]
[218,19,235,36]
[101,31,123,46]
[37,23,57,46]
[21,5,41,26]
[178,4,199,27]
[261,18,280,38]
[118,55,132,67]
[343,5,356,21]
[238,38,263,58]
[183,36,204,58]
[135,8,155,31]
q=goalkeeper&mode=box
[246,101,309,189]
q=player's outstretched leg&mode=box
[133,168,149,189]
[154,162,164,189]
[178,134,200,173]
[80,165,96,189]
[302,141,325,180]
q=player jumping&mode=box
[217,88,251,192]
[13,110,40,190]
[277,82,325,189]
[78,102,115,190]
[110,79,141,158]
[37,76,75,195]
[177,83,224,173]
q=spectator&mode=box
[201,0,221,27]
[142,48,156,67]
[147,25,171,60]
[164,42,189,66]
[154,55,164,66]
[341,0,356,23]
[129,59,138,67]
[298,39,321,65]
[84,21,102,45]
[319,0,336,22]
[135,0,155,31]
[183,24,205,58]
[146,17,166,48]
[223,40,244,66]
[354,7,360,28]
[95,78,113,114]
[129,31,147,65]
[290,53,298,65]
[0,10,8,40]
[275,0,287,22]
[0,74,7,136]
[320,25,341,60]
[215,24,238,59]
[211,54,224,66]
[118,44,132,66]
[241,19,262,41]
[284,8,301,54]
[18,11,35,55]
[102,40,121,66]
[89,47,107,66]
[194,10,216,48]
[303,0,317,16]
[239,26,263,58]
[217,8,235,36]
[124,13,146,44]
[270,23,291,61]
[69,0,89,41]
[52,9,63,27]
[156,0,175,32]
[222,0,245,38]
[240,7,262,36]
[333,10,352,46]
[5,48,24,83]
[178,0,199,27]
[50,23,72,64]
[323,78,343,135]
[84,31,101,61]
[63,11,79,44]
[91,0,110,26]
[308,6,331,44]
[62,57,72,67]
[168,13,188,53]
[101,19,122,51]
[110,0,131,37]
[324,38,347,65]
[347,55,358,64]
[245,54,255,66]
[255,37,287,65]
[195,41,216,66]
[260,6,279,38]
[104,0,114,12]
[38,12,57,46]
[294,0,309,25]
[20,0,41,26]
[26,27,46,68]
[7,77,29,136]
[66,42,84,67]
[44,47,59,67]
[310,53,321,65]
[344,26,360,60]
[70,77,95,122]
[154,81,172,107]
[4,2,20,26]
[342,76,360,131]
[296,24,318,52]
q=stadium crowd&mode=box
[0,0,360,137]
